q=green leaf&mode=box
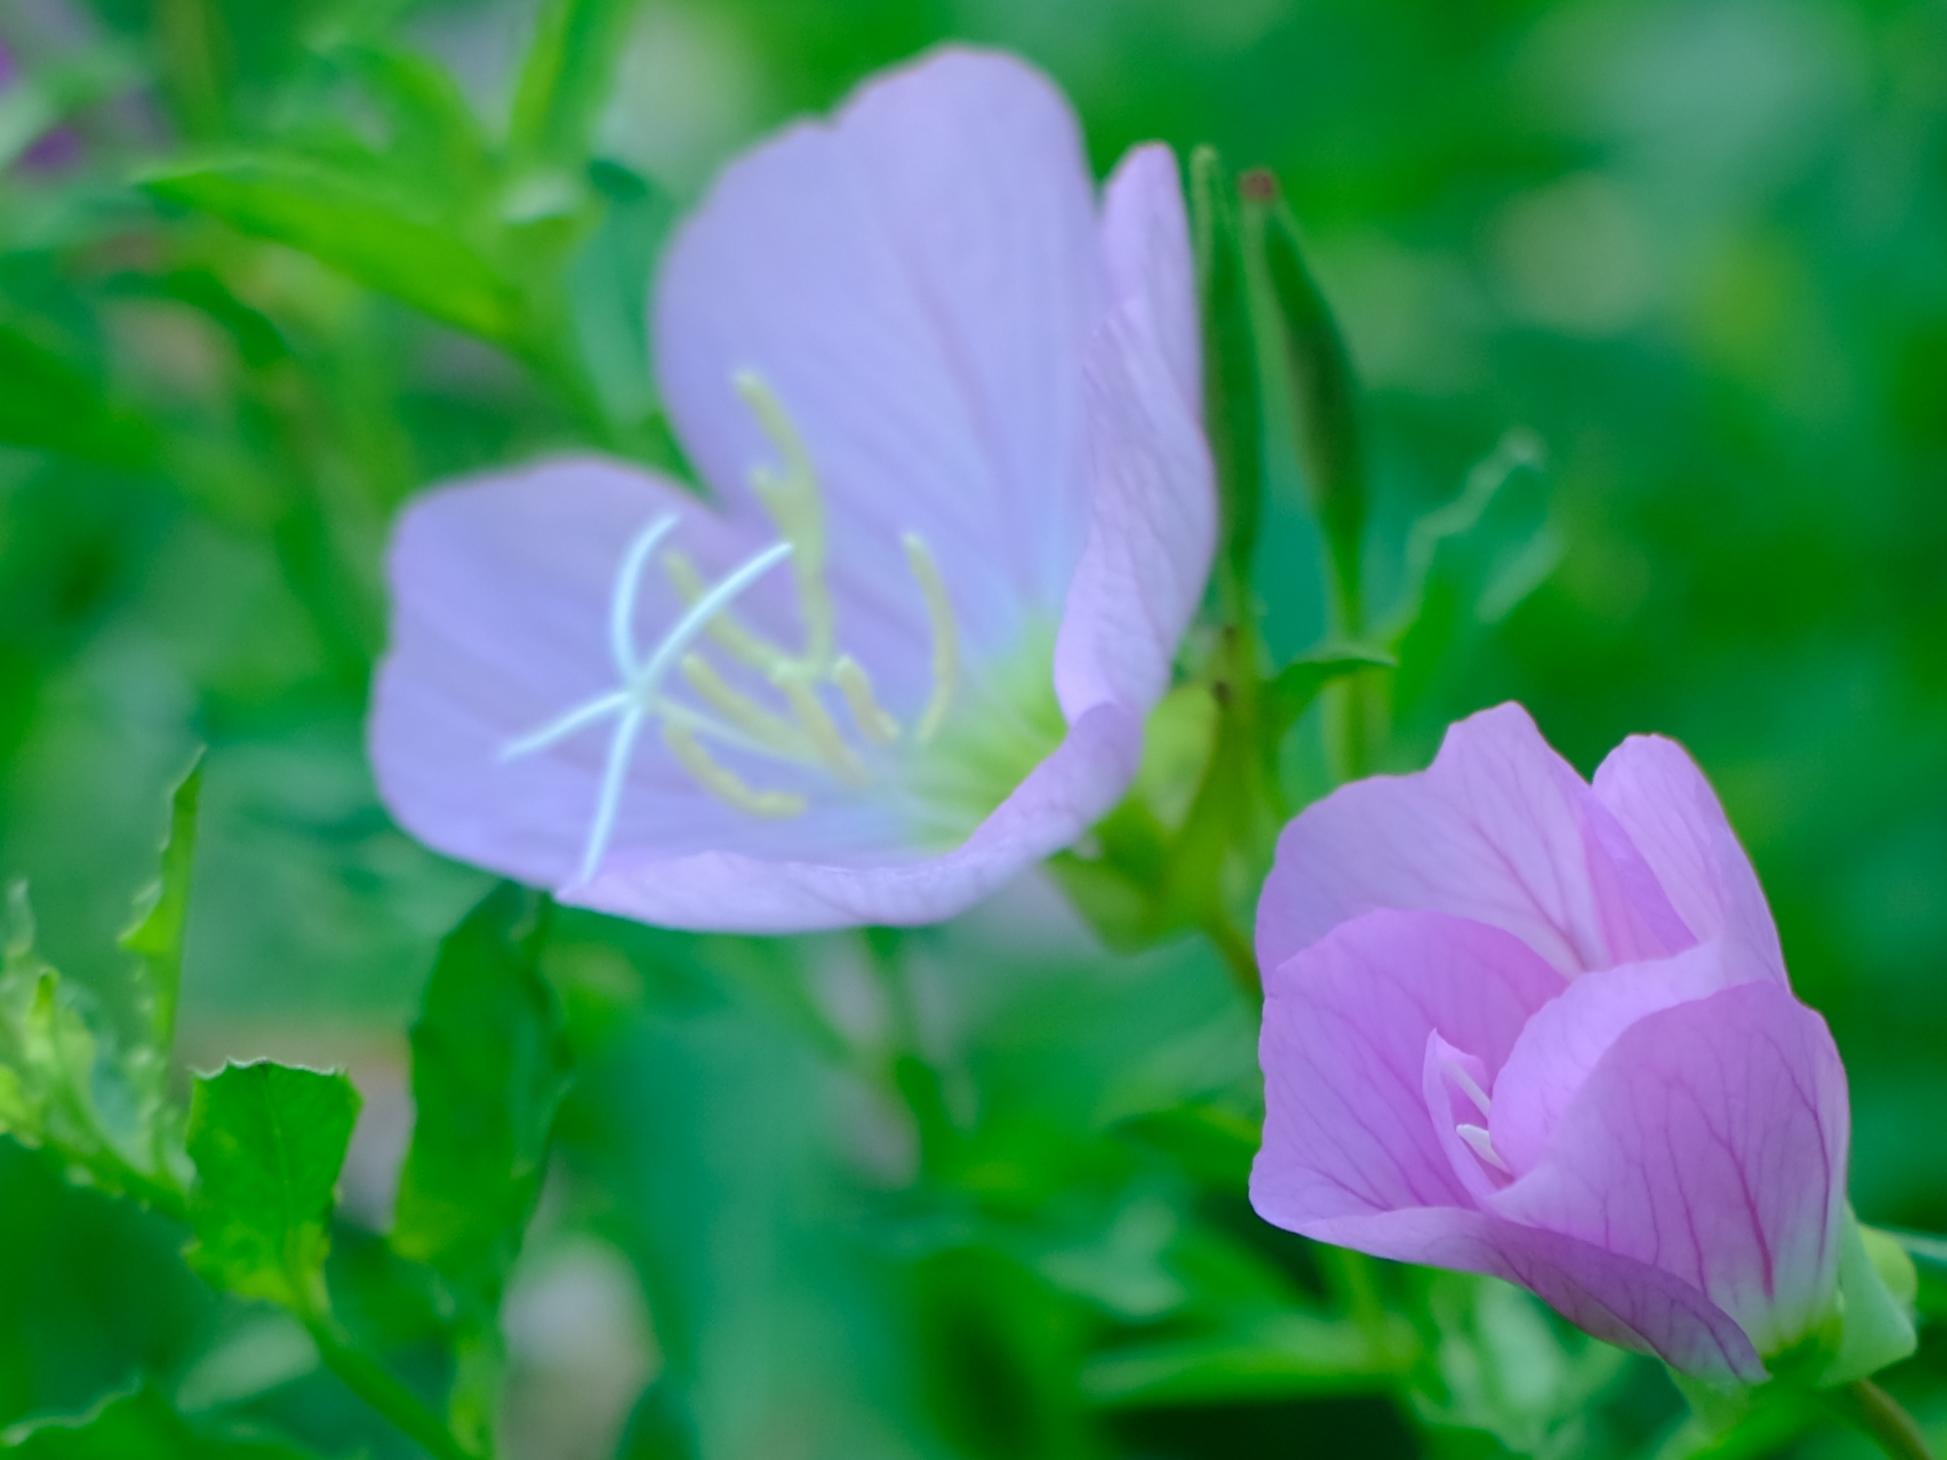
[1082,1311,1409,1407]
[1240,170,1368,624]
[1189,148,1265,596]
[1810,1214,1919,1386]
[1263,646,1395,743]
[0,323,161,468]
[119,752,206,1060]
[185,1061,360,1310]
[143,159,525,344]
[509,0,647,167]
[1388,430,1559,712]
[2,1383,318,1459]
[393,885,568,1314]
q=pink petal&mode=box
[1489,938,1771,1173]
[1251,909,1563,1226]
[1593,734,1785,976]
[1293,1207,1764,1383]
[1491,980,1848,1358]
[573,702,1141,930]
[653,47,1105,657]
[1256,704,1692,976]
[1097,144,1202,419]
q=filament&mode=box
[903,532,959,743]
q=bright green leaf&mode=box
[0,324,161,468]
[1263,646,1395,743]
[1083,1311,1409,1407]
[1811,1214,1919,1385]
[392,884,568,1314]
[143,159,525,344]
[185,1061,360,1310]
[119,751,206,1059]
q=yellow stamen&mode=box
[902,531,959,743]
[831,654,901,745]
[772,668,868,784]
[664,548,793,672]
[680,653,808,757]
[662,723,807,818]
[735,371,835,667]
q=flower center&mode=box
[500,372,964,885]
[1438,1057,1511,1176]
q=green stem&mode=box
[1200,910,1260,1000]
[303,1310,486,1460]
[1845,1380,1936,1460]
[863,929,956,1173]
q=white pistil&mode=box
[736,372,835,668]
[663,548,790,672]
[1457,1122,1512,1174]
[609,513,681,674]
[503,538,796,886]
[902,532,959,743]
[1442,1059,1495,1121]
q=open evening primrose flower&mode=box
[369,48,1212,930]
[1250,705,1855,1384]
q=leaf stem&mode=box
[302,1310,487,1460]
[1846,1379,1937,1460]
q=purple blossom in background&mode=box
[369,48,1213,930]
[1250,705,1850,1383]
[0,38,82,172]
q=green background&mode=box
[1,0,1942,1454]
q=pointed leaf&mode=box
[185,1061,359,1309]
[120,751,206,1058]
[509,0,647,167]
[143,159,525,344]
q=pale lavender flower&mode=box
[369,48,1212,930]
[1251,705,1850,1382]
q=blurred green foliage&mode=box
[0,0,1942,1456]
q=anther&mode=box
[902,532,959,743]
[680,653,807,757]
[736,372,835,667]
[831,655,901,745]
[662,724,807,819]
[771,668,868,784]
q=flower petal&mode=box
[1491,980,1848,1358]
[1053,173,1214,714]
[1284,1207,1764,1383]
[570,702,1141,930]
[654,46,1105,655]
[1251,909,1564,1226]
[1256,703,1691,975]
[369,459,914,890]
[1489,938,1772,1173]
[1592,734,1785,975]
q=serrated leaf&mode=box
[120,751,206,1059]
[143,159,525,344]
[4,1388,305,1458]
[2,1382,318,1459]
[186,1061,360,1309]
[393,884,568,1314]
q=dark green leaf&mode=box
[143,159,525,344]
[1083,1312,1408,1407]
[0,325,160,469]
[1263,647,1395,743]
[392,884,568,1314]
[1189,148,1264,596]
[185,1061,360,1309]
[2,1383,317,1459]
